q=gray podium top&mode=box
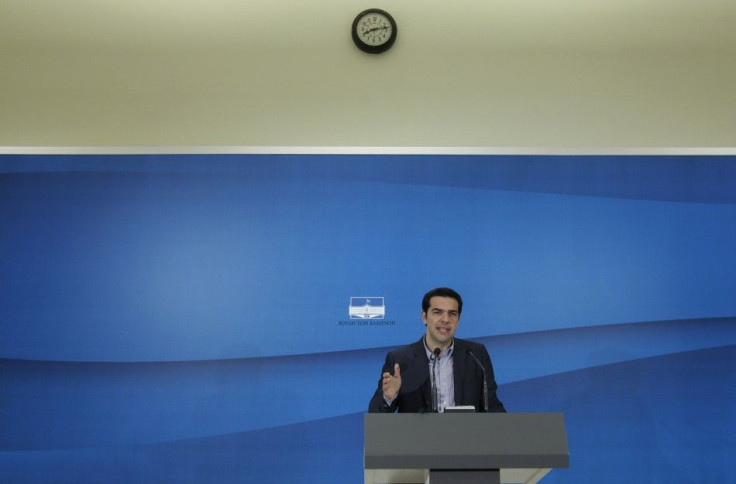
[364,413,569,470]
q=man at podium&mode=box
[369,287,506,413]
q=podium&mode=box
[364,413,569,484]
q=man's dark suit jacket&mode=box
[368,337,506,413]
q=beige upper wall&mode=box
[2,0,735,148]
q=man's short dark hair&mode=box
[422,287,463,314]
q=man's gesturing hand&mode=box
[382,363,401,400]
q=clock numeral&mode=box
[352,9,396,53]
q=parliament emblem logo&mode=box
[349,297,385,319]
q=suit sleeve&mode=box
[368,352,399,413]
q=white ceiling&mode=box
[3,0,736,54]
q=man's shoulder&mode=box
[453,338,486,353]
[390,338,423,354]
[386,338,424,360]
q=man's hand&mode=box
[382,363,401,400]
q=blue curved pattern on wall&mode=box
[1,154,735,483]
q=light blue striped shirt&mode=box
[425,341,455,412]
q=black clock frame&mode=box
[351,8,397,54]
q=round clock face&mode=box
[352,9,397,54]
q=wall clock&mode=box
[352,8,397,54]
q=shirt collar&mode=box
[423,337,454,359]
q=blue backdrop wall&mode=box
[1,154,735,483]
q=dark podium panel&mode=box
[364,413,569,484]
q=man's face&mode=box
[422,296,460,349]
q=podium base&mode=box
[365,467,551,484]
[429,469,499,484]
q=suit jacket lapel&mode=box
[411,338,431,409]
[411,338,429,380]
